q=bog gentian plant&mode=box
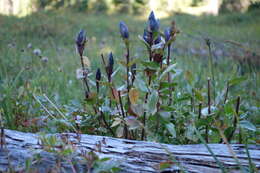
[75,29,90,99]
[73,11,253,144]
[74,11,180,140]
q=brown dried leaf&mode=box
[83,56,91,67]
[129,88,139,104]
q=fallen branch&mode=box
[0,129,259,172]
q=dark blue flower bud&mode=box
[96,68,101,81]
[119,21,129,39]
[107,52,114,82]
[75,29,86,56]
[164,27,171,42]
[154,36,161,44]
[96,68,101,93]
[148,11,159,32]
[108,52,114,69]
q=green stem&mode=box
[167,44,173,106]
[80,55,90,96]
[141,32,153,140]
[207,41,215,102]
[126,47,130,105]
[118,91,128,139]
[206,78,211,143]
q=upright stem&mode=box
[94,89,115,137]
[227,96,241,143]
[141,32,153,140]
[206,78,211,143]
[207,41,215,102]
[0,112,4,149]
[167,44,173,106]
[100,110,115,137]
[118,91,128,139]
[100,54,122,118]
[224,82,229,104]
[126,47,130,105]
[141,75,152,140]
[80,55,90,93]
[198,102,202,119]
[236,97,242,144]
[191,90,194,112]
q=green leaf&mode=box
[160,106,176,112]
[166,123,176,138]
[224,103,235,115]
[201,106,217,117]
[159,64,176,81]
[184,70,194,85]
[134,76,149,92]
[159,111,171,120]
[159,161,172,170]
[141,61,160,70]
[130,104,144,117]
[229,76,247,86]
[194,89,204,102]
[125,116,141,130]
[111,118,122,128]
[116,126,124,137]
[224,127,235,139]
[99,157,111,162]
[160,82,177,89]
[185,125,198,142]
[240,120,256,131]
[148,90,158,116]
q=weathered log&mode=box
[0,129,259,172]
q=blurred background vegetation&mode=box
[0,0,260,17]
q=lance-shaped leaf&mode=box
[159,64,176,81]
[166,123,176,138]
[148,90,159,116]
[125,116,141,130]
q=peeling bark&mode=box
[0,129,259,172]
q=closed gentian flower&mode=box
[96,68,101,93]
[164,27,171,42]
[108,52,114,69]
[96,68,101,81]
[119,21,129,39]
[75,29,86,56]
[107,52,114,82]
[148,11,159,32]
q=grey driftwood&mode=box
[0,129,259,173]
